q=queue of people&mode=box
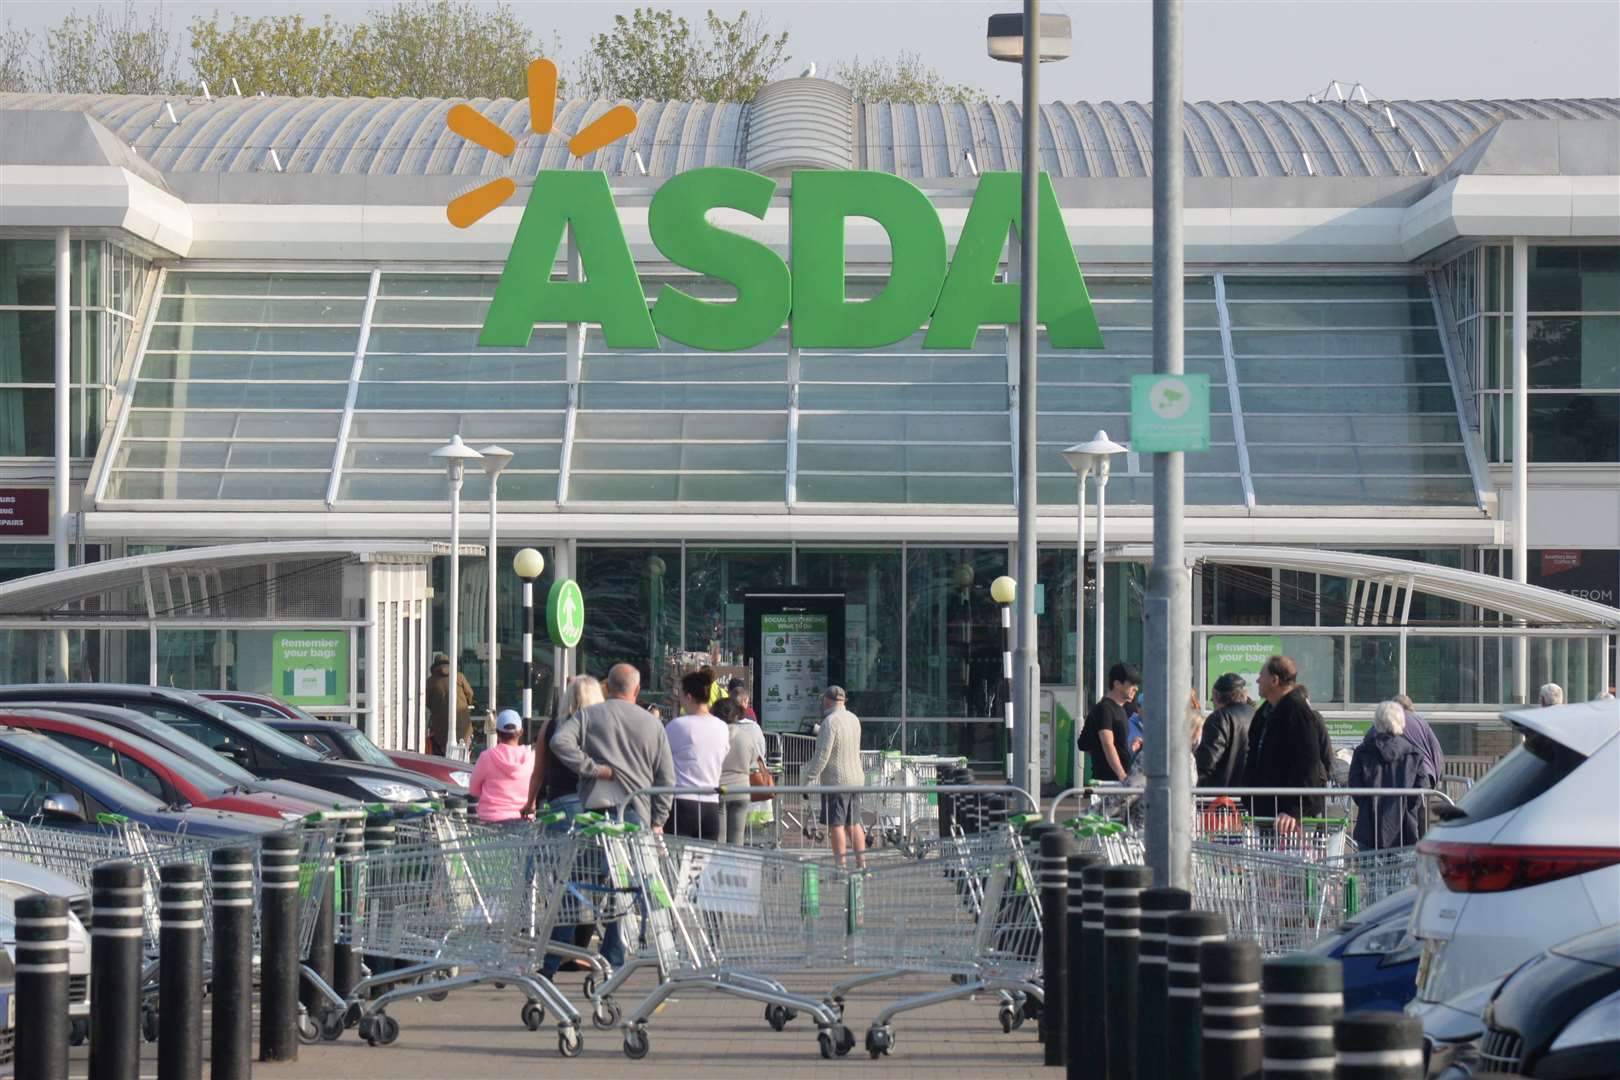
[1080,651,1451,849]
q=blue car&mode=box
[0,728,278,839]
[1307,886,1420,1012]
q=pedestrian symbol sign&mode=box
[1130,373,1210,452]
[546,578,585,648]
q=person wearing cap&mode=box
[1196,672,1256,788]
[468,708,533,824]
[425,651,475,756]
[804,685,865,868]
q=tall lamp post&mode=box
[478,444,514,749]
[513,547,545,743]
[431,435,482,756]
[989,575,1018,782]
[1062,430,1127,784]
[987,5,1072,797]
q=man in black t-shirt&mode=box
[1079,662,1141,782]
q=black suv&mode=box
[0,685,458,804]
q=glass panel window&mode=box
[1528,246,1620,312]
[683,547,790,658]
[1529,394,1619,463]
[576,547,680,701]
[1528,317,1619,390]
[904,547,1008,725]
[796,548,903,717]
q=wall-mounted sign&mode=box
[743,592,846,733]
[0,489,49,537]
[1533,549,1618,609]
[272,631,348,706]
[1205,634,1283,705]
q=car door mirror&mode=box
[40,793,85,823]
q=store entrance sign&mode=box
[546,579,585,649]
[1130,373,1210,453]
[479,168,1106,354]
[272,631,347,706]
[0,489,50,536]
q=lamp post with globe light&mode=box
[990,575,1018,781]
[478,445,514,748]
[514,547,545,742]
[987,5,1072,795]
[430,435,482,755]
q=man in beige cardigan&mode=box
[804,685,865,868]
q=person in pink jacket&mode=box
[469,709,534,823]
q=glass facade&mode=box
[96,267,1483,510]
[1,238,145,459]
[1444,244,1620,464]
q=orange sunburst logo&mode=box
[445,58,638,228]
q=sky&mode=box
[5,0,1619,102]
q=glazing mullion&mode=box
[323,267,382,508]
[1427,269,1491,511]
[1213,272,1258,508]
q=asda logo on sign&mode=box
[480,168,1104,353]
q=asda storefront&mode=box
[2,82,1616,762]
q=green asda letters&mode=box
[481,168,1103,353]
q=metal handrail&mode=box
[613,782,1038,822]
[1045,784,1455,823]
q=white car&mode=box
[0,860,92,1040]
[1408,698,1620,1013]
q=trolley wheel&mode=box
[521,1002,546,1031]
[142,1007,159,1043]
[837,1024,857,1056]
[865,1026,894,1058]
[68,1019,88,1047]
[623,1027,650,1060]
[765,1003,789,1031]
[1022,995,1040,1021]
[998,1004,1017,1034]
[427,989,450,1002]
[319,1008,347,1042]
[818,1031,835,1059]
[557,1026,583,1058]
[343,1001,362,1029]
[592,998,622,1030]
[297,1012,321,1045]
[362,1013,400,1047]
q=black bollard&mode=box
[1165,912,1230,1080]
[1333,1014,1423,1080]
[1136,887,1191,1080]
[1262,955,1342,1080]
[300,830,335,1024]
[158,862,205,1080]
[1103,865,1153,1080]
[90,863,143,1080]
[210,847,254,1080]
[1064,851,1101,1080]
[1022,823,1058,1046]
[260,831,302,1063]
[17,894,70,1080]
[362,815,397,985]
[1200,939,1263,1080]
[1039,829,1076,1065]
[1078,863,1110,1077]
[332,820,364,1004]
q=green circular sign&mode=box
[546,578,585,648]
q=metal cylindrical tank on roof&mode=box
[743,77,854,176]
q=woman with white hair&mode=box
[1347,700,1431,849]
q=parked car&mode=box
[0,710,328,821]
[201,691,472,790]
[0,943,12,1077]
[1409,699,1620,1012]
[3,701,356,810]
[1426,925,1620,1079]
[0,727,277,839]
[1307,886,1420,1012]
[0,686,452,805]
[0,859,91,1043]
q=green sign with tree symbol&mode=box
[546,578,585,648]
[1130,373,1211,452]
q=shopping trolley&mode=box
[335,831,587,1056]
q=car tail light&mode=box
[1417,840,1620,893]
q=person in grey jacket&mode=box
[549,662,676,831]
[1348,700,1431,850]
[804,686,865,867]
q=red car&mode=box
[0,709,329,821]
[202,691,472,791]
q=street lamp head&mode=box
[1072,430,1129,457]
[990,575,1018,605]
[430,433,483,481]
[986,12,1073,63]
[477,444,515,477]
[513,547,545,581]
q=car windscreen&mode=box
[107,712,264,786]
[195,699,324,761]
[3,735,170,813]
[1454,730,1587,823]
[336,729,398,768]
[113,734,233,799]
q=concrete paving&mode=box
[69,969,1049,1080]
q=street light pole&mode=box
[431,435,482,757]
[1072,462,1089,783]
[478,445,514,750]
[1064,431,1126,786]
[513,548,545,743]
[1146,0,1193,889]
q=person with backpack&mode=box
[1078,662,1141,782]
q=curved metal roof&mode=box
[1,89,1614,179]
